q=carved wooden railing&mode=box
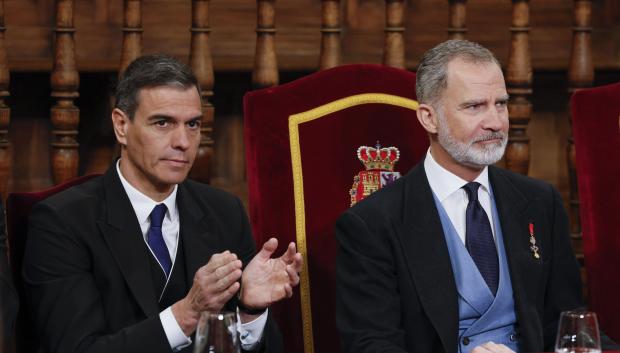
[189,0,215,183]
[383,0,405,68]
[0,0,9,198]
[0,1,607,217]
[448,0,467,39]
[50,0,79,184]
[505,0,532,175]
[319,0,341,70]
[253,0,279,88]
[119,0,142,76]
[567,0,594,238]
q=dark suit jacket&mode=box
[23,167,282,353]
[336,162,584,353]
[1,201,19,352]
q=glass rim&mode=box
[560,310,598,319]
[198,310,236,320]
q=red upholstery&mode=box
[6,174,100,353]
[244,64,429,353]
[571,82,620,342]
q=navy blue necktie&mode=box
[147,204,172,277]
[463,182,499,296]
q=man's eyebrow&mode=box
[458,99,486,109]
[496,95,510,102]
[147,114,173,121]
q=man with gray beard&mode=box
[335,40,584,353]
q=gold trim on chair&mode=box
[288,93,419,353]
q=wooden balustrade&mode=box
[189,0,215,183]
[319,0,341,70]
[448,0,467,39]
[50,0,79,184]
[505,0,532,175]
[0,0,9,198]
[119,0,142,76]
[567,0,594,238]
[383,0,405,68]
[253,0,279,88]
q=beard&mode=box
[436,110,507,168]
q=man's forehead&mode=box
[443,58,506,97]
[137,84,199,98]
[133,84,202,119]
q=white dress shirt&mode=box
[116,160,267,351]
[423,149,497,244]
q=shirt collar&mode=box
[423,148,491,202]
[116,159,179,225]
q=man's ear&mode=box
[111,108,130,146]
[416,103,439,134]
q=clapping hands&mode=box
[239,238,303,311]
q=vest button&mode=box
[462,337,470,346]
[510,333,517,342]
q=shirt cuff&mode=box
[160,307,192,352]
[238,309,269,350]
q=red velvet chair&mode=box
[571,82,620,342]
[6,174,100,353]
[244,64,429,353]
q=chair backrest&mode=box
[571,81,620,342]
[6,174,100,353]
[244,64,429,353]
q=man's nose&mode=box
[171,126,191,150]
[483,105,507,131]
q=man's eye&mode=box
[496,101,508,107]
[188,120,202,129]
[155,120,168,127]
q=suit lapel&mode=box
[399,164,459,353]
[176,183,220,287]
[489,167,543,352]
[97,166,160,317]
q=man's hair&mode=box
[115,54,200,119]
[415,39,501,105]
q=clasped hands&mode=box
[172,238,303,335]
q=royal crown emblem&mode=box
[349,142,402,206]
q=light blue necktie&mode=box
[147,204,172,277]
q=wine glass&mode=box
[194,311,240,353]
[555,311,601,353]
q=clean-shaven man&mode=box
[24,55,302,353]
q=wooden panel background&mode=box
[4,0,620,72]
[2,0,620,207]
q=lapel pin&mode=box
[528,222,540,259]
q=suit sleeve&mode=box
[23,202,172,353]
[335,210,408,353]
[542,186,585,351]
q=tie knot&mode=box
[462,182,481,202]
[150,204,167,228]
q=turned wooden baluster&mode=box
[383,0,405,68]
[568,0,594,237]
[448,0,467,39]
[0,0,9,198]
[253,0,279,88]
[189,0,215,183]
[505,0,532,175]
[119,0,142,76]
[50,0,79,184]
[319,0,341,70]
